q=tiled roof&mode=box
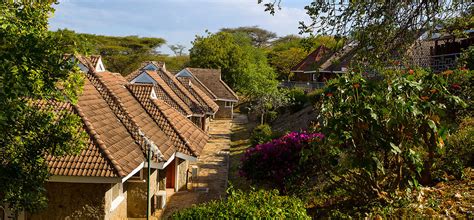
[32,100,119,178]
[127,84,208,157]
[290,46,330,72]
[144,70,193,116]
[96,71,176,160]
[77,76,146,177]
[185,68,238,101]
[290,44,356,73]
[177,77,219,113]
[88,55,101,69]
[128,62,209,116]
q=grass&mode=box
[228,112,256,191]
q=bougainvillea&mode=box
[240,131,324,190]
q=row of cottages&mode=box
[284,43,357,91]
[2,56,238,219]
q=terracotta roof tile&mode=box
[128,84,208,157]
[185,68,238,101]
[177,77,219,113]
[77,77,145,176]
[97,71,176,160]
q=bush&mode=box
[287,88,308,112]
[307,89,324,104]
[171,188,310,220]
[439,117,474,179]
[241,131,324,190]
[311,69,466,203]
[250,124,273,146]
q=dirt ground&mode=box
[160,117,239,219]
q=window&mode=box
[225,101,232,108]
[110,183,124,212]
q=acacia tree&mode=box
[220,26,277,47]
[169,44,186,56]
[0,2,87,213]
[259,0,472,64]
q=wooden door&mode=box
[166,159,175,188]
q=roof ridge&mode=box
[158,68,205,113]
[84,70,164,162]
[144,70,191,115]
[151,99,200,157]
[126,85,199,157]
[184,68,218,99]
[72,104,125,177]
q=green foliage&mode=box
[53,29,166,73]
[190,31,287,124]
[310,69,466,203]
[459,46,474,70]
[220,26,277,47]
[307,89,324,105]
[171,187,310,220]
[287,88,308,112]
[250,124,273,146]
[0,2,87,212]
[259,1,471,66]
[438,117,474,179]
[267,35,340,80]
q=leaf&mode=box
[372,156,385,175]
[427,119,437,132]
[390,142,401,154]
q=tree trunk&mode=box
[260,112,265,125]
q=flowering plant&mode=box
[240,131,324,190]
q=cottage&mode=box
[285,43,357,91]
[127,62,218,132]
[13,56,209,220]
[176,68,239,119]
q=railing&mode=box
[409,53,461,73]
[280,81,326,90]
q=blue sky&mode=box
[49,0,311,55]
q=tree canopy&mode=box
[220,26,277,47]
[0,2,87,213]
[259,0,473,64]
[53,29,166,73]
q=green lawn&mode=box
[228,114,256,191]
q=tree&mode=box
[259,0,472,65]
[268,47,307,80]
[220,26,277,47]
[189,31,247,88]
[168,44,186,56]
[54,29,166,74]
[267,35,340,80]
[0,2,87,213]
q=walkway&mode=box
[160,118,234,218]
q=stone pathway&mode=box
[160,118,234,218]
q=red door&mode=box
[166,160,175,188]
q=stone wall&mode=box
[104,183,127,220]
[177,158,189,191]
[30,182,109,220]
[215,101,233,119]
[126,168,159,218]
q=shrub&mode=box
[241,131,324,190]
[307,89,324,104]
[287,88,308,112]
[250,124,273,146]
[171,188,310,220]
[439,117,474,179]
[311,69,466,203]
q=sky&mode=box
[49,0,311,55]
